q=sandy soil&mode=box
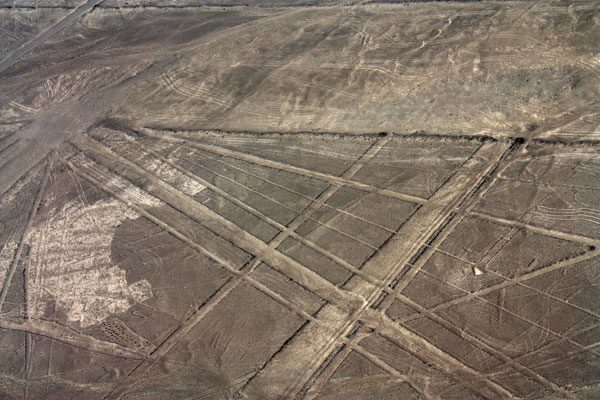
[1,1,599,399]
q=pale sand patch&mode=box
[146,159,205,197]
[0,240,18,291]
[18,194,160,327]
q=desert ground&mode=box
[1,0,600,399]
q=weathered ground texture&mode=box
[1,0,600,399]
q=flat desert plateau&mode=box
[1,0,600,399]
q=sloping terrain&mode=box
[1,1,600,399]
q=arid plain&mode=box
[1,1,600,399]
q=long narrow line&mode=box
[241,141,514,399]
[393,255,600,358]
[413,238,600,320]
[0,318,146,360]
[471,210,600,247]
[16,143,508,400]
[391,293,578,399]
[0,0,105,74]
[0,158,51,311]
[102,130,385,251]
[376,140,526,314]
[178,153,380,250]
[140,128,428,204]
[70,136,363,308]
[236,137,391,394]
[62,144,424,400]
[179,145,396,234]
[399,250,600,324]
[62,140,378,396]
[97,131,394,280]
[24,253,33,400]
